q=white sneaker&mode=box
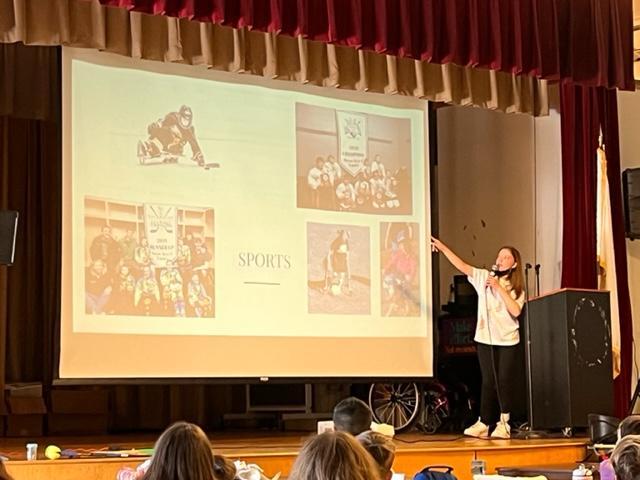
[464,418,489,438]
[491,420,511,439]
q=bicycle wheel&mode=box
[368,382,420,431]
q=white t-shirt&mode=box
[307,167,323,190]
[371,160,386,178]
[467,267,525,346]
[330,161,342,181]
[336,182,355,201]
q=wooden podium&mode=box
[524,288,613,430]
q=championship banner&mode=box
[143,204,178,267]
[336,111,368,176]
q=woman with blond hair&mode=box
[289,431,382,480]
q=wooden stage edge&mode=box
[2,431,589,480]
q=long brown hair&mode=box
[289,431,383,480]
[141,422,217,480]
[0,461,14,480]
[500,246,524,299]
[213,454,236,480]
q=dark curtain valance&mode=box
[95,0,635,90]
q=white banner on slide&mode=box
[336,111,367,177]
[144,204,178,267]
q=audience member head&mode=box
[289,431,382,480]
[213,454,236,480]
[356,430,396,480]
[611,435,640,480]
[91,259,106,276]
[141,421,216,480]
[619,415,640,440]
[315,157,325,169]
[0,461,14,480]
[333,397,373,436]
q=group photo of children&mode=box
[304,154,411,214]
[84,198,215,318]
[296,103,413,215]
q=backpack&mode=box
[414,466,458,480]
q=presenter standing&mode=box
[431,237,525,439]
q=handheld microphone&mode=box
[489,264,498,277]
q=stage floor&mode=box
[2,431,590,480]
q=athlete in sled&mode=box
[137,105,216,167]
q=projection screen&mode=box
[60,47,433,380]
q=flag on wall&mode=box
[596,145,621,378]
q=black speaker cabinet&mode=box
[525,289,613,430]
[0,211,18,265]
[623,167,640,240]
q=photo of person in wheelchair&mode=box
[323,230,352,296]
[307,223,371,315]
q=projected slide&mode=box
[61,48,432,379]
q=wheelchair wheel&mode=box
[369,382,420,431]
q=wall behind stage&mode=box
[436,105,563,306]
[616,90,640,394]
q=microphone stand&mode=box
[534,264,541,297]
[513,263,545,439]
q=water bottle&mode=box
[471,459,486,476]
[572,464,593,480]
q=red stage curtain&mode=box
[598,90,634,418]
[93,0,635,91]
[560,83,633,416]
[0,0,552,116]
[560,84,599,289]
